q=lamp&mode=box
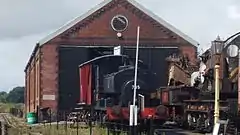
[211,36,224,55]
[211,36,224,125]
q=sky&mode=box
[1,0,240,91]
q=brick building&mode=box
[24,0,199,114]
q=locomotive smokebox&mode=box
[103,65,159,107]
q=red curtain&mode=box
[79,64,92,105]
[87,66,92,105]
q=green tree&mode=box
[0,91,7,103]
[6,86,24,103]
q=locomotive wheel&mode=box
[67,112,78,128]
[232,128,238,135]
[175,115,184,127]
[156,105,167,115]
[226,121,239,135]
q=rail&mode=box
[0,113,44,135]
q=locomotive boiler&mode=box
[76,54,168,125]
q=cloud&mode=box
[0,32,47,91]
[1,0,240,91]
[0,0,101,39]
[138,0,235,48]
[228,5,240,19]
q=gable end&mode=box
[38,0,199,47]
[127,0,199,47]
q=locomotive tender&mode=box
[77,54,168,125]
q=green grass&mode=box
[8,124,117,135]
[5,112,128,135]
[5,115,113,135]
[0,103,15,112]
[0,102,23,113]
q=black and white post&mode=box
[129,26,140,135]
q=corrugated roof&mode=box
[38,0,199,47]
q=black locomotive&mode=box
[74,55,167,127]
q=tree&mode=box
[6,86,24,103]
[0,91,7,103]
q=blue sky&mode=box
[1,0,240,91]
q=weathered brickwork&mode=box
[25,0,198,113]
[40,44,59,112]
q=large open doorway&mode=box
[58,45,178,111]
[58,46,113,111]
[123,47,179,86]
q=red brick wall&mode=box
[24,74,27,114]
[77,5,173,40]
[51,2,193,47]
[25,69,30,113]
[29,60,35,112]
[40,44,59,112]
[25,50,41,113]
[25,1,198,113]
[35,51,41,111]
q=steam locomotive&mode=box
[150,47,239,134]
[75,54,168,126]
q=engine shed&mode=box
[24,0,199,114]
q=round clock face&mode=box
[111,15,128,32]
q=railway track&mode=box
[0,113,44,135]
[0,113,205,135]
[65,118,206,135]
[1,113,16,128]
[24,118,206,135]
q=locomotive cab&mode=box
[103,65,159,107]
[78,55,132,105]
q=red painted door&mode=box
[79,64,92,105]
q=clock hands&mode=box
[116,17,126,24]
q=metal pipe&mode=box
[133,26,140,108]
[133,26,140,129]
[214,63,220,124]
[238,50,240,116]
[129,26,140,135]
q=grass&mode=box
[0,103,15,112]
[0,103,127,135]
[29,125,107,135]
[0,103,126,135]
[8,124,121,135]
[2,107,126,135]
[6,115,126,135]
[0,102,24,113]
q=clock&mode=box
[111,15,128,32]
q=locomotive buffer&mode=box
[129,26,140,135]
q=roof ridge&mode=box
[38,0,199,47]
[38,0,112,46]
[127,0,199,46]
